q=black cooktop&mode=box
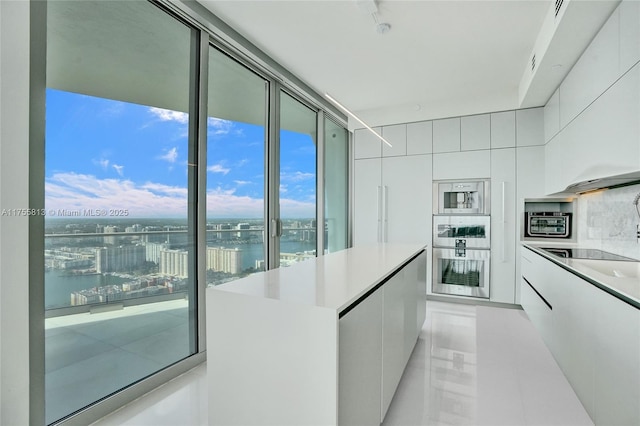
[540,247,637,261]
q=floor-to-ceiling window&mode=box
[206,46,268,283]
[324,118,349,253]
[44,1,198,423]
[278,91,318,266]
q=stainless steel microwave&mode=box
[524,212,572,238]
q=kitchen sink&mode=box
[571,259,640,279]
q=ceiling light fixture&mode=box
[324,93,392,148]
[356,0,391,35]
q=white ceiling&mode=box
[199,0,618,127]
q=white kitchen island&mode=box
[206,243,427,425]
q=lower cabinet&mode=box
[520,248,640,425]
[338,290,383,425]
[339,250,427,424]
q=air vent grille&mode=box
[531,54,536,71]
[555,0,564,17]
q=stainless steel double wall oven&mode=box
[432,180,491,298]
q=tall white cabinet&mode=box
[353,126,432,246]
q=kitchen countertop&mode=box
[210,243,427,314]
[523,243,640,309]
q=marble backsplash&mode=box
[576,182,640,260]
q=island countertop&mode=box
[209,242,427,313]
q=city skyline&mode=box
[45,89,317,219]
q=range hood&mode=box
[565,170,640,194]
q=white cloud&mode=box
[206,187,263,218]
[234,180,251,186]
[45,173,189,217]
[207,164,231,175]
[207,117,234,135]
[112,164,124,176]
[281,171,315,182]
[279,197,316,218]
[158,147,179,163]
[279,184,288,193]
[93,158,110,170]
[149,107,189,124]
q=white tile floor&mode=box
[91,301,593,426]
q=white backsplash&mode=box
[576,183,640,260]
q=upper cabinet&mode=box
[461,114,490,151]
[543,89,560,143]
[354,127,382,159]
[516,108,544,147]
[559,9,620,129]
[490,111,516,149]
[407,121,432,155]
[355,124,408,159]
[433,117,461,153]
[620,0,640,73]
[382,124,407,157]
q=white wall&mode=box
[0,1,32,424]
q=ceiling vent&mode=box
[531,54,536,72]
[555,0,564,17]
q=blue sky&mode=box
[45,89,316,219]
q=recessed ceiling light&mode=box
[376,23,391,34]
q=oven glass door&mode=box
[433,215,491,249]
[433,248,490,298]
[527,216,570,237]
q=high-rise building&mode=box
[236,223,250,239]
[95,245,146,273]
[145,242,169,264]
[159,249,189,278]
[206,247,242,274]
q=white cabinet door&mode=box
[559,9,620,129]
[516,108,544,147]
[433,117,460,153]
[339,290,383,426]
[433,150,490,181]
[490,111,515,148]
[521,249,555,350]
[382,155,432,244]
[490,148,516,303]
[560,270,598,421]
[382,124,407,157]
[354,127,382,159]
[515,146,545,303]
[594,292,640,425]
[544,89,560,143]
[544,134,566,195]
[461,114,490,151]
[407,120,432,155]
[620,0,640,74]
[381,270,406,418]
[353,158,382,245]
[563,62,640,187]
